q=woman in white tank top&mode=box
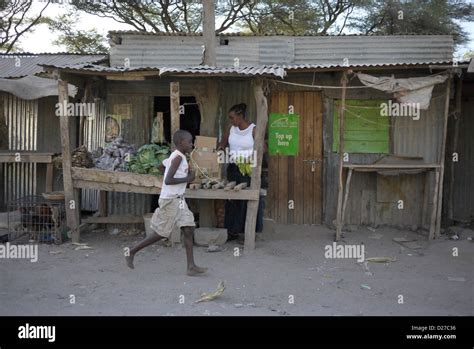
[218,103,263,240]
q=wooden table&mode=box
[337,163,441,240]
[71,167,260,224]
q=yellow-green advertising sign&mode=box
[268,113,299,156]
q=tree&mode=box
[240,0,360,35]
[64,0,472,47]
[349,0,474,46]
[69,0,251,34]
[0,0,50,53]
[45,12,108,54]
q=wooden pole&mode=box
[448,76,462,221]
[45,163,54,193]
[335,71,348,241]
[202,0,216,66]
[341,168,353,225]
[434,74,452,238]
[244,79,268,250]
[170,82,180,138]
[58,79,80,243]
[429,169,440,239]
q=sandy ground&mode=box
[1,224,473,316]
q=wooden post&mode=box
[335,71,348,241]
[341,168,353,225]
[429,169,440,239]
[99,191,108,217]
[194,80,220,228]
[448,76,462,221]
[202,0,216,66]
[58,79,80,243]
[244,79,268,250]
[170,82,180,138]
[421,171,429,230]
[434,74,452,238]
[45,163,54,193]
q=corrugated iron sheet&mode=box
[81,100,107,211]
[2,94,38,202]
[159,65,286,78]
[0,54,107,78]
[108,31,455,37]
[108,34,453,68]
[40,63,286,78]
[293,35,453,66]
[451,93,474,222]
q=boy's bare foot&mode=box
[125,254,135,269]
[187,265,207,276]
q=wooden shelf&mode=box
[343,164,440,171]
[0,152,54,163]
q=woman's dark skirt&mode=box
[224,163,264,235]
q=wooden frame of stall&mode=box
[334,70,453,241]
[0,152,55,194]
[56,73,268,250]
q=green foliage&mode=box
[44,12,108,54]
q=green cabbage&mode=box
[126,144,170,177]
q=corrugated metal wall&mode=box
[106,93,154,217]
[218,80,256,137]
[293,36,453,65]
[111,34,453,68]
[450,81,474,223]
[81,100,107,211]
[35,96,78,196]
[2,93,38,203]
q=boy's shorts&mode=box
[150,197,196,239]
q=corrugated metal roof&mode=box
[40,63,286,78]
[281,61,455,70]
[159,65,286,77]
[0,54,108,78]
[40,63,158,73]
[108,34,454,68]
[108,30,454,37]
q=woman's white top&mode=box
[160,150,188,198]
[228,123,256,159]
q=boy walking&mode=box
[125,130,207,276]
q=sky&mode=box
[15,1,474,59]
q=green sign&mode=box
[268,113,299,156]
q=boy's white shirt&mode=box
[160,149,188,198]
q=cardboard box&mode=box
[195,136,217,152]
[190,150,221,182]
[190,135,221,183]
